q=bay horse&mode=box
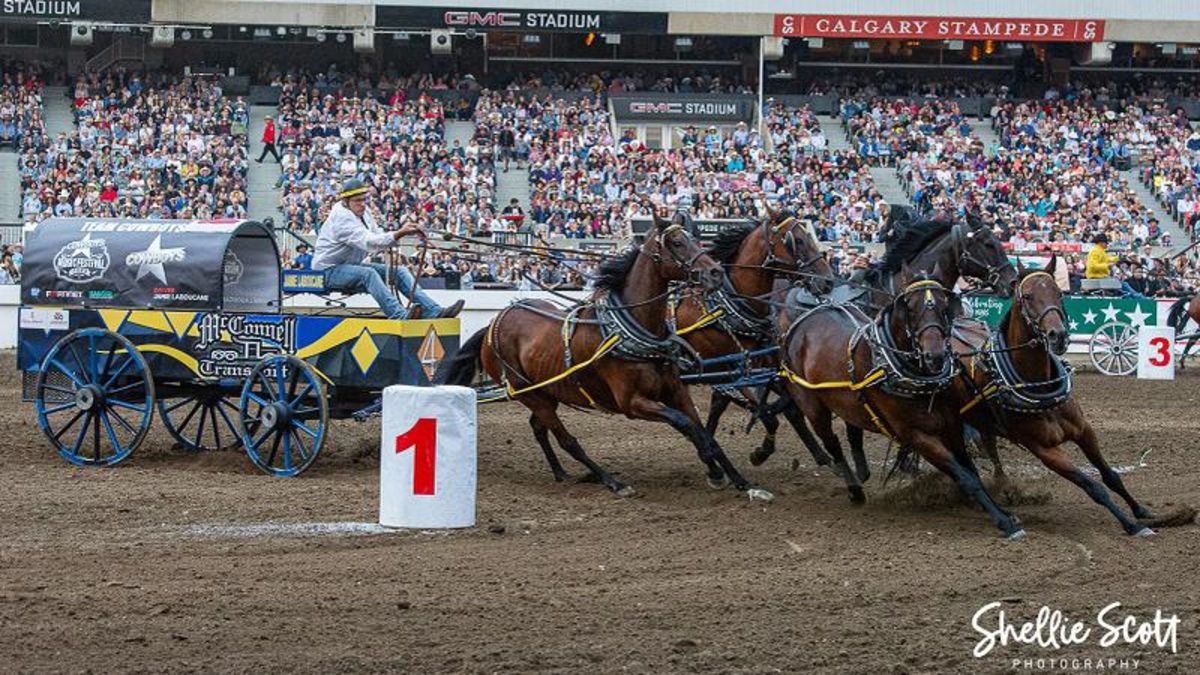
[437,208,773,500]
[755,214,1019,478]
[778,267,1027,538]
[672,208,837,469]
[952,258,1156,536]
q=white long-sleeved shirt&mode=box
[311,201,394,271]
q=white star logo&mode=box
[1125,305,1151,327]
[1069,320,1079,331]
[1100,303,1121,323]
[126,235,187,285]
[1082,309,1098,324]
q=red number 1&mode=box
[395,417,437,495]
[1149,337,1171,367]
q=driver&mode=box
[312,179,463,320]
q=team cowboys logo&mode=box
[53,234,110,283]
[223,249,244,286]
[126,235,187,284]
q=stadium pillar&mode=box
[757,37,764,134]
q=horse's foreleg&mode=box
[748,410,780,466]
[1074,423,1155,522]
[1027,441,1153,536]
[911,429,1024,539]
[529,412,568,482]
[534,406,633,497]
[807,403,864,503]
[634,388,773,500]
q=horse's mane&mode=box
[881,218,954,273]
[707,223,755,265]
[594,245,641,292]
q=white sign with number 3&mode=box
[379,384,477,529]
[1137,326,1175,380]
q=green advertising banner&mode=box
[963,295,1165,344]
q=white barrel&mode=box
[1137,326,1176,380]
[379,385,477,528]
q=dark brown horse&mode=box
[437,209,773,500]
[671,209,836,468]
[953,258,1156,536]
[778,268,1026,538]
[755,214,1019,479]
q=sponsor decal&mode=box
[126,234,186,284]
[20,307,70,330]
[774,15,1105,43]
[44,289,83,300]
[194,314,297,379]
[87,289,114,300]
[419,326,445,380]
[223,249,244,286]
[53,234,110,284]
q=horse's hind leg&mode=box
[810,404,865,503]
[534,406,633,497]
[1075,423,1154,521]
[529,413,568,482]
[748,409,780,467]
[846,424,870,483]
[703,389,733,436]
[778,393,833,468]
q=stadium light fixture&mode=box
[674,37,693,51]
[316,32,327,43]
[202,29,213,39]
[523,34,540,45]
[336,32,347,43]
[806,37,823,48]
[180,30,192,40]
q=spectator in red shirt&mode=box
[256,114,281,163]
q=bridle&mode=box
[1014,271,1067,347]
[953,222,1012,291]
[892,278,954,367]
[761,215,829,294]
[648,223,708,284]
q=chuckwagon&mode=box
[18,218,459,476]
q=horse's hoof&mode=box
[1133,527,1155,538]
[848,486,866,504]
[1005,529,1028,541]
[614,485,637,499]
[746,487,775,503]
[706,475,730,490]
[749,448,770,466]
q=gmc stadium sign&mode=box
[611,94,757,124]
[376,6,668,34]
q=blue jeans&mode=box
[323,263,441,319]
[1120,281,1147,300]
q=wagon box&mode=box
[18,218,459,477]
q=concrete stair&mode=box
[42,86,74,138]
[1125,167,1187,246]
[0,150,20,222]
[869,166,913,208]
[818,115,852,152]
[967,118,1002,156]
[444,120,474,147]
[245,105,281,225]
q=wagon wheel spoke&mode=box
[53,409,87,442]
[100,409,123,457]
[105,404,138,435]
[102,357,135,390]
[265,430,283,469]
[162,395,197,414]
[291,419,319,439]
[289,381,314,407]
[47,358,85,387]
[92,411,102,462]
[281,428,292,472]
[99,342,118,381]
[193,403,208,451]
[70,411,92,457]
[41,383,77,396]
[108,398,148,413]
[288,428,309,462]
[67,342,91,385]
[41,401,77,416]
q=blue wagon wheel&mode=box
[238,355,327,477]
[35,328,155,467]
[157,390,243,452]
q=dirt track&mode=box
[1,353,1198,673]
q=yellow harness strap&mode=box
[505,333,622,399]
[777,363,886,391]
[676,308,725,336]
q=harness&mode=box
[957,272,1073,415]
[777,279,957,442]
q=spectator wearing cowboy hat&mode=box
[312,179,463,320]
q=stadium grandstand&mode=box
[0,0,1196,290]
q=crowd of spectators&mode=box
[0,61,46,150]
[20,70,249,222]
[272,73,495,235]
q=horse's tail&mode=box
[1167,296,1192,333]
[435,327,487,386]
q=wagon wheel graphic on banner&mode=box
[1089,321,1138,376]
